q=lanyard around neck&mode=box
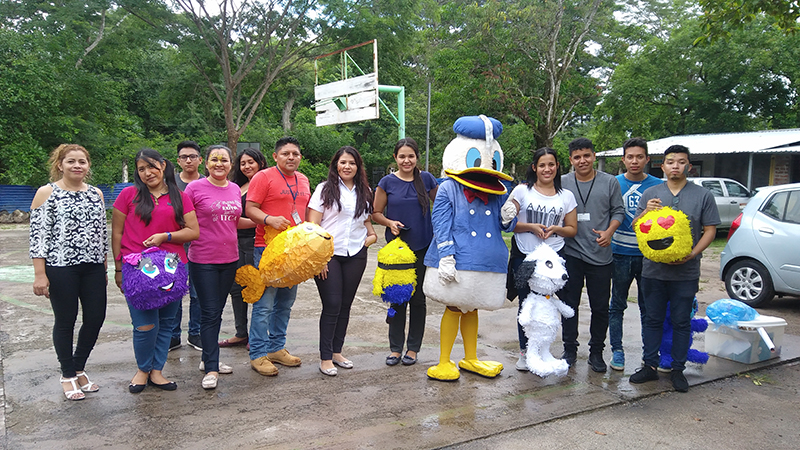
[276,168,298,204]
[575,172,596,208]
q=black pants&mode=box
[561,255,612,354]
[46,263,107,378]
[388,247,428,354]
[229,234,255,339]
[314,247,368,360]
[191,261,238,373]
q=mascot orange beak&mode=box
[444,167,512,195]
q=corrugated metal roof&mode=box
[597,129,800,157]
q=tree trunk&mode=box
[227,128,241,154]
[282,96,295,132]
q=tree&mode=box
[591,13,800,151]
[697,0,800,43]
[428,0,615,151]
[172,0,339,150]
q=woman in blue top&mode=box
[372,138,438,366]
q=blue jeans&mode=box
[641,277,698,372]
[190,261,237,373]
[608,254,646,353]
[127,300,181,372]
[172,261,201,338]
[249,246,298,359]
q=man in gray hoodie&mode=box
[561,138,625,372]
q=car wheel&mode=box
[725,259,775,307]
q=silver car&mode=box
[688,177,751,228]
[720,182,800,306]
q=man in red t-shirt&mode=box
[245,137,311,376]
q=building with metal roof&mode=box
[596,129,800,189]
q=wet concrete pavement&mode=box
[1,224,799,449]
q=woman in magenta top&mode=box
[184,145,244,390]
[112,148,199,393]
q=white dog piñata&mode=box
[516,243,574,378]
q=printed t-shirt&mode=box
[247,167,311,247]
[185,178,242,264]
[611,174,663,256]
[510,184,577,253]
[113,186,195,262]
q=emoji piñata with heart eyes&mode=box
[634,206,693,263]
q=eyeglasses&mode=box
[178,154,200,161]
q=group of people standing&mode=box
[507,137,719,394]
[30,132,717,401]
[30,136,437,399]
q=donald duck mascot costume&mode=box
[424,115,517,381]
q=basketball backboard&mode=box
[314,40,379,127]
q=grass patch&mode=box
[503,231,513,249]
[738,372,774,386]
[708,236,728,249]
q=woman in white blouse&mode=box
[307,146,377,376]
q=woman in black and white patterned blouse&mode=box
[30,144,108,401]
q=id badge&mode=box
[577,212,591,222]
[291,209,302,225]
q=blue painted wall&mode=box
[0,183,134,212]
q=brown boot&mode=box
[250,356,278,376]
[267,349,301,367]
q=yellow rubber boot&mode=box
[458,310,503,378]
[427,308,462,381]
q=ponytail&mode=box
[412,167,430,215]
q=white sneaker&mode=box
[199,361,233,374]
[516,351,527,371]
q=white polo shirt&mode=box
[308,180,370,257]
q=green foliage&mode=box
[3,0,799,191]
[697,0,800,43]
[0,134,49,186]
[591,13,800,149]
[299,159,330,191]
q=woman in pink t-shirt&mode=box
[185,145,245,390]
[112,148,199,394]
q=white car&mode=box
[688,177,751,228]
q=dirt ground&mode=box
[1,223,798,449]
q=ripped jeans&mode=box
[127,301,181,372]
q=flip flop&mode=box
[218,337,248,348]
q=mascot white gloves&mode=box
[437,255,459,285]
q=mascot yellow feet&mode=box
[458,359,503,378]
[427,360,460,381]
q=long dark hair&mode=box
[230,147,268,186]
[132,148,185,227]
[394,137,429,214]
[320,146,373,218]
[525,147,562,193]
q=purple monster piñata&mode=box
[122,247,189,310]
